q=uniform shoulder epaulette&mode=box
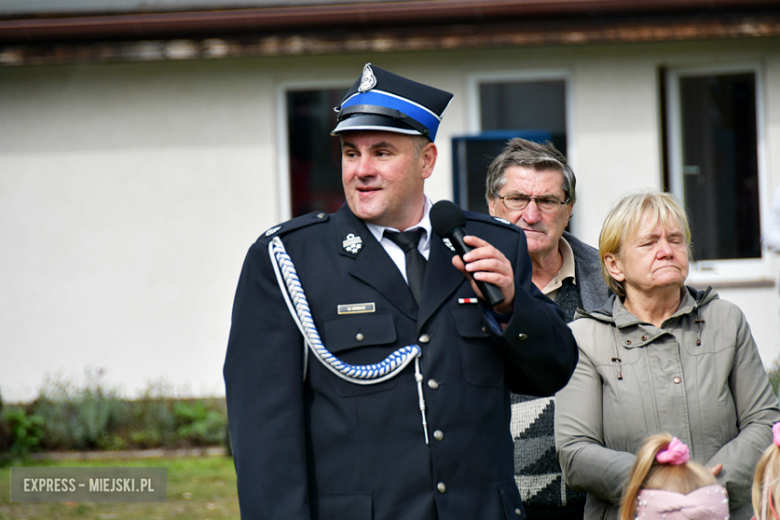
[256,211,330,244]
[463,210,518,230]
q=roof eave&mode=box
[1,0,779,44]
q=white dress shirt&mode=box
[365,196,432,284]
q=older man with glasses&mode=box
[486,137,610,520]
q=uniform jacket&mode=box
[555,287,780,520]
[224,204,578,520]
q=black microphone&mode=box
[430,200,505,308]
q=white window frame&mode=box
[275,79,351,222]
[665,64,770,284]
[465,69,574,228]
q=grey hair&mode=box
[484,138,576,206]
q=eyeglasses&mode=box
[497,192,570,213]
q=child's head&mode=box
[619,434,728,520]
[752,422,780,520]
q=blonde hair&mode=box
[753,439,780,520]
[599,189,692,299]
[619,434,718,520]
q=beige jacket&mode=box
[555,287,780,520]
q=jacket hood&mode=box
[573,285,718,325]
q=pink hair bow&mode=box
[636,485,728,520]
[657,437,690,465]
[772,422,780,447]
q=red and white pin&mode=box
[458,297,479,305]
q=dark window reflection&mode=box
[480,80,567,154]
[679,73,760,260]
[287,88,348,217]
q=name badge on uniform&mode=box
[338,303,376,315]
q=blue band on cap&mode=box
[342,91,441,141]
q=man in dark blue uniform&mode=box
[224,63,578,520]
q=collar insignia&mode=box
[442,237,456,253]
[265,225,282,237]
[358,63,377,93]
[493,217,511,225]
[342,233,363,256]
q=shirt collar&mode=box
[541,235,577,296]
[365,196,432,250]
[559,236,576,283]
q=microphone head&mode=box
[430,200,467,238]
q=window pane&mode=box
[480,80,567,153]
[287,88,347,217]
[679,73,760,260]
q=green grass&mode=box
[0,456,239,520]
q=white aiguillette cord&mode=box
[268,236,429,444]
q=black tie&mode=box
[384,229,427,305]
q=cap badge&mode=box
[358,63,377,93]
[265,225,282,237]
[342,233,364,255]
[442,237,456,253]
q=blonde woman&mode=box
[620,433,727,520]
[555,189,779,520]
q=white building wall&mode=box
[2,39,779,402]
[570,51,662,247]
[751,50,780,368]
[0,60,278,400]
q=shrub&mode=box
[0,417,11,454]
[0,391,8,453]
[768,359,780,396]
[125,400,172,448]
[129,428,164,449]
[1,371,229,453]
[5,408,45,457]
[30,368,129,450]
[174,401,228,446]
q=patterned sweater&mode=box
[511,234,609,520]
[511,393,585,519]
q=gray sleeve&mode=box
[705,309,780,510]
[555,339,635,504]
